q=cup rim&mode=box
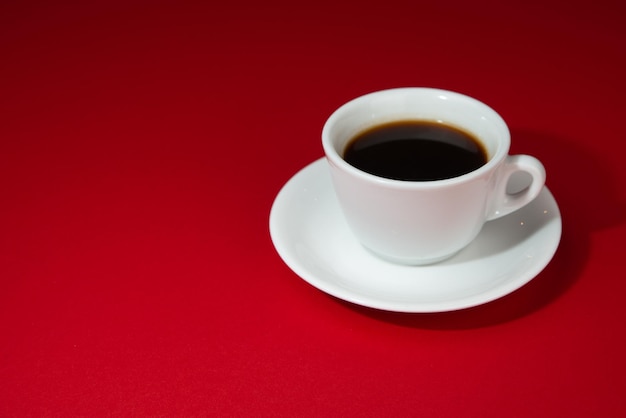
[321,87,511,189]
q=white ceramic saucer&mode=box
[269,158,562,313]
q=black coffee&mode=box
[343,120,488,181]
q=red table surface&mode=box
[1,0,625,416]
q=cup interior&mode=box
[322,88,510,178]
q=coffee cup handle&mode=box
[487,155,546,221]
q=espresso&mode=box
[343,120,488,181]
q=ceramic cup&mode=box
[322,88,546,265]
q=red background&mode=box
[1,0,625,416]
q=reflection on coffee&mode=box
[344,120,488,181]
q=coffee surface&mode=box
[343,120,488,181]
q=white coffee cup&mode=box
[322,88,546,265]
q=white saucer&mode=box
[269,158,562,313]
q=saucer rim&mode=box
[269,158,562,313]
